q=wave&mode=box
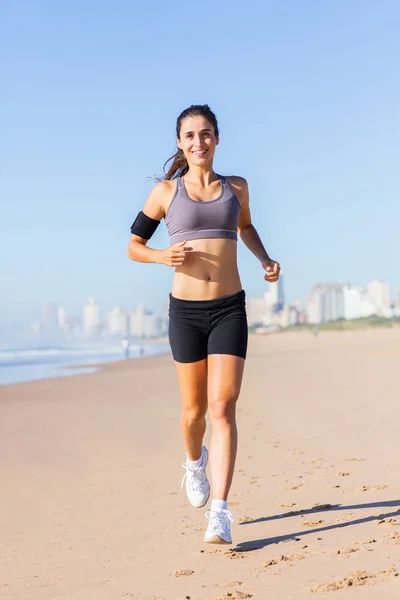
[0,345,139,362]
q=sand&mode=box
[1,328,400,600]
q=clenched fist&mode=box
[158,240,193,267]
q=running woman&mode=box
[127,104,280,544]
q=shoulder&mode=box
[143,179,178,219]
[225,176,249,204]
[150,179,177,199]
[225,175,247,188]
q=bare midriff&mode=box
[171,238,242,300]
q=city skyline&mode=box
[3,271,400,330]
[3,273,399,348]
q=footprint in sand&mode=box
[336,547,359,555]
[224,550,247,560]
[280,503,297,508]
[334,472,351,477]
[303,520,324,527]
[264,554,305,567]
[344,457,366,462]
[346,484,388,493]
[218,592,252,599]
[311,504,333,511]
[238,516,255,523]
[378,518,398,525]
[284,484,304,491]
[380,568,399,576]
[172,569,195,577]
[220,581,243,588]
[310,571,375,592]
[354,538,377,545]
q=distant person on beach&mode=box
[312,326,319,337]
[127,105,280,544]
[121,337,130,359]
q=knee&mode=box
[208,396,238,423]
[181,406,206,427]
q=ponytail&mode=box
[162,148,189,181]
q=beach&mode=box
[1,328,400,600]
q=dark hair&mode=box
[161,104,219,180]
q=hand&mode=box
[158,240,193,267]
[262,258,281,282]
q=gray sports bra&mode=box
[165,176,241,245]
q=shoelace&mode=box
[205,508,235,527]
[180,462,206,492]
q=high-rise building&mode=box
[129,305,162,338]
[84,297,99,332]
[307,289,323,324]
[395,288,400,310]
[246,297,269,326]
[268,273,285,313]
[367,280,391,317]
[107,306,128,336]
[57,306,67,329]
[395,289,400,317]
[307,283,344,324]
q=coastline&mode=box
[1,328,400,599]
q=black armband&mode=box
[130,211,160,240]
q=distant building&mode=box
[107,306,128,336]
[367,280,391,317]
[307,283,344,324]
[288,306,299,326]
[129,305,162,338]
[58,306,67,329]
[246,297,269,327]
[268,273,285,313]
[395,289,400,317]
[84,297,99,332]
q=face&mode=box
[177,116,219,167]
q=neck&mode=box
[185,164,218,186]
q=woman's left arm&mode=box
[229,176,281,283]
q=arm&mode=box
[127,181,192,267]
[228,176,280,282]
[127,181,167,264]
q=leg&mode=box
[168,295,209,461]
[174,359,208,461]
[207,355,245,500]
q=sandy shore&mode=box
[1,328,400,600]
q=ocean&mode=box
[0,342,171,387]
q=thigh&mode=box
[207,305,248,360]
[168,312,208,364]
[207,355,245,414]
[174,359,208,415]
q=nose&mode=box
[193,134,203,147]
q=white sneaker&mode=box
[204,508,234,544]
[180,446,210,508]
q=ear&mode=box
[176,137,182,150]
[216,136,219,146]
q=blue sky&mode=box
[1,0,399,326]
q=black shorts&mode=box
[168,290,248,363]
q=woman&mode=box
[127,104,280,544]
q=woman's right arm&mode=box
[127,181,191,266]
